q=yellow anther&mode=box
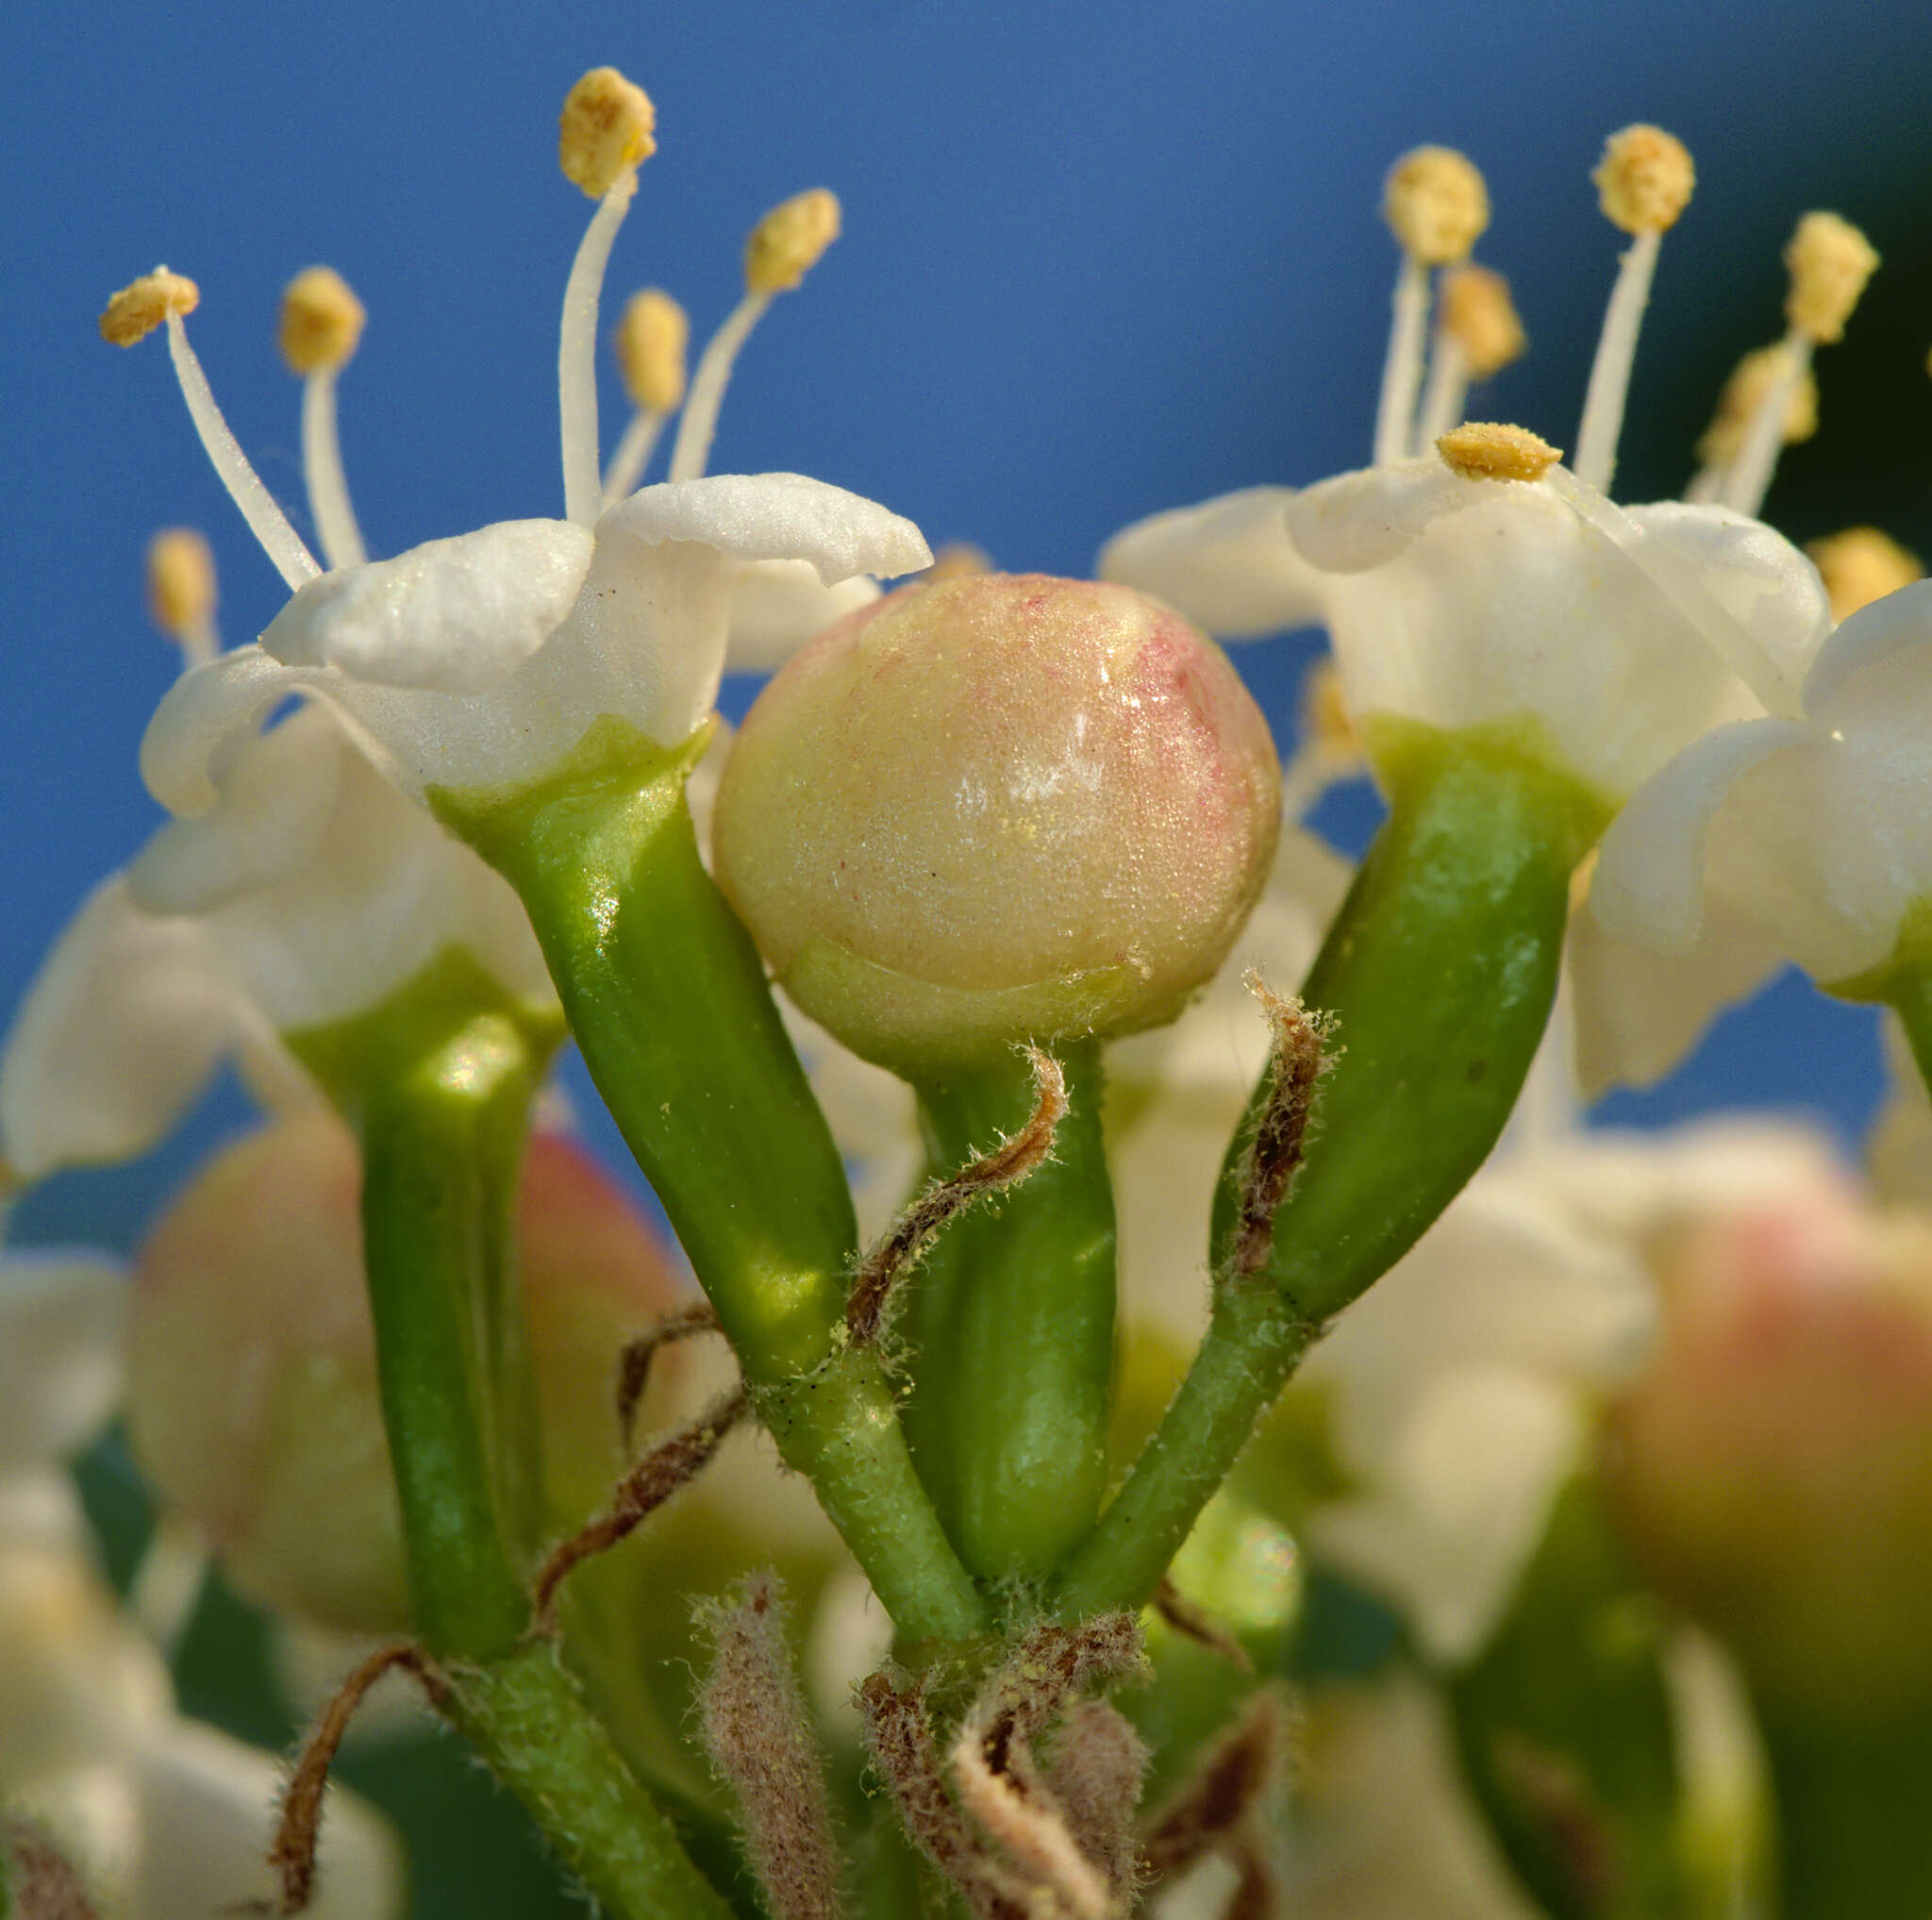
[1695,343,1818,468]
[744,188,841,294]
[1807,527,1924,624]
[99,269,200,346]
[1438,264,1526,378]
[145,528,218,639]
[1299,659,1358,760]
[277,266,366,375]
[1593,125,1695,235]
[922,543,993,582]
[1383,147,1489,266]
[1785,211,1879,344]
[1436,421,1561,482]
[613,289,689,413]
[559,66,657,199]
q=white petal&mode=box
[0,878,247,1180]
[0,1252,125,1472]
[127,704,348,914]
[261,520,596,693]
[726,561,879,672]
[1627,501,1833,695]
[1802,576,1932,726]
[1567,896,1788,1096]
[129,1719,405,1920]
[140,645,308,819]
[1096,487,1326,638]
[599,472,932,584]
[1590,719,1812,956]
[1310,1371,1581,1665]
[1279,461,1472,574]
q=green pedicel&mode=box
[1051,718,1609,1617]
[433,716,984,1644]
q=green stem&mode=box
[1051,720,1606,1616]
[435,717,985,1644]
[291,950,559,1661]
[904,1041,1117,1584]
[1758,1707,1932,1920]
[448,1642,737,1920]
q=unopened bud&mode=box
[1436,421,1561,483]
[1593,125,1694,235]
[1438,264,1526,379]
[744,188,841,295]
[278,266,366,374]
[145,528,217,640]
[614,288,688,413]
[99,268,199,346]
[1695,343,1818,469]
[127,1111,687,1632]
[922,542,994,583]
[1807,526,1924,624]
[559,66,657,198]
[713,574,1280,1073]
[1608,1184,1932,1727]
[1784,211,1878,345]
[1384,147,1489,266]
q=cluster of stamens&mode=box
[98,63,845,654]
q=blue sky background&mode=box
[7,0,1932,1255]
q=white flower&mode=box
[1591,577,1932,993]
[1,703,554,1183]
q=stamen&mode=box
[1279,657,1361,822]
[601,288,688,506]
[558,68,657,527]
[1685,343,1817,502]
[99,267,200,345]
[1724,211,1878,517]
[280,268,369,570]
[1413,263,1525,451]
[1375,147,1489,467]
[1807,526,1923,623]
[921,542,994,581]
[1573,126,1695,495]
[145,527,220,667]
[668,189,841,484]
[1436,421,1561,483]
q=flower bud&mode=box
[1606,1185,1932,1727]
[126,1110,688,1633]
[712,574,1281,1073]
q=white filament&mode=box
[559,171,639,527]
[1720,328,1811,521]
[668,291,769,484]
[164,315,320,590]
[1573,229,1661,496]
[1373,257,1430,468]
[601,407,668,509]
[128,1518,211,1655]
[1411,332,1472,455]
[300,368,367,569]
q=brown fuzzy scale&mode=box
[1152,1578,1255,1674]
[1041,1701,1151,1908]
[1141,1686,1295,1886]
[532,1389,747,1633]
[845,1047,1066,1347]
[2,1818,101,1920]
[697,1578,846,1920]
[1224,978,1329,1284]
[613,1300,722,1452]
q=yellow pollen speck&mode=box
[99,268,200,346]
[614,288,689,412]
[1437,421,1561,482]
[1696,343,1818,468]
[1383,146,1489,266]
[1438,264,1526,378]
[145,528,217,638]
[1784,211,1879,344]
[1807,526,1923,624]
[278,266,366,374]
[1593,125,1694,234]
[1300,659,1358,760]
[559,66,657,199]
[745,188,841,295]
[922,543,993,582]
